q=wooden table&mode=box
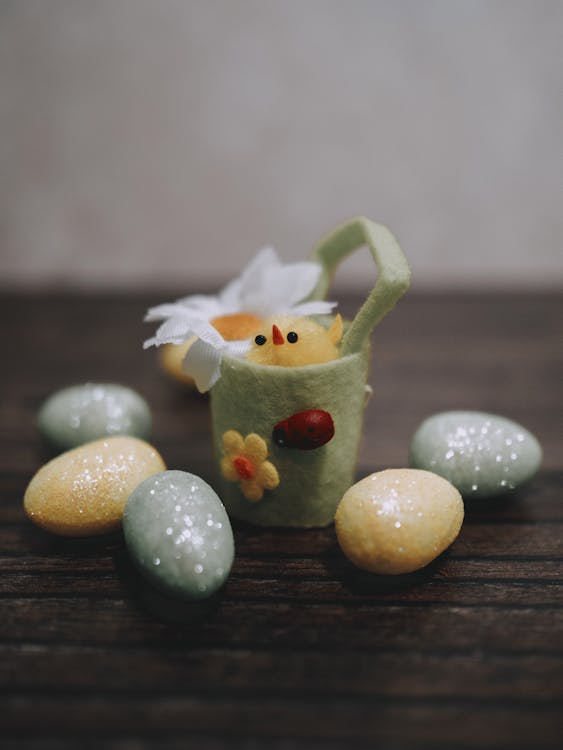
[1,290,562,749]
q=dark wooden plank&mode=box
[2,694,562,747]
[1,553,562,581]
[1,645,562,700]
[2,569,562,606]
[1,597,562,652]
[0,741,394,750]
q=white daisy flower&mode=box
[143,246,336,392]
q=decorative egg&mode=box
[123,470,234,600]
[38,383,152,451]
[272,409,335,450]
[409,411,542,498]
[335,468,464,575]
[24,437,166,536]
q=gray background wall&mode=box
[1,0,561,290]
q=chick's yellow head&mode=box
[246,314,343,367]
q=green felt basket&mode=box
[210,217,410,527]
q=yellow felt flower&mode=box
[220,430,280,502]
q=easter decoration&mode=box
[123,470,235,601]
[24,436,166,537]
[410,410,542,498]
[246,314,343,368]
[145,216,411,527]
[38,383,152,452]
[20,216,546,604]
[144,246,337,387]
[335,469,464,575]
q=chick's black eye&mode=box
[287,331,298,343]
[255,334,267,346]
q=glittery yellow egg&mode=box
[335,468,464,575]
[24,436,166,536]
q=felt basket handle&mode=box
[309,216,411,356]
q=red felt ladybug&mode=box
[272,409,335,450]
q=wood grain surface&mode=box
[1,290,561,749]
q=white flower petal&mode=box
[144,318,194,348]
[175,294,224,318]
[217,276,243,311]
[237,247,280,307]
[225,339,253,358]
[242,246,280,279]
[188,318,227,348]
[289,300,338,317]
[144,303,191,322]
[239,260,324,317]
[279,262,323,308]
[245,265,298,316]
[182,338,223,393]
[142,336,159,350]
[145,300,218,324]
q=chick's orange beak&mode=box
[272,324,284,345]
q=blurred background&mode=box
[1,0,561,291]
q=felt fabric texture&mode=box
[309,216,411,356]
[209,215,410,527]
[210,345,370,527]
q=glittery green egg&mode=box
[410,411,542,498]
[38,383,151,451]
[123,471,234,600]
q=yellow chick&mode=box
[246,314,343,367]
